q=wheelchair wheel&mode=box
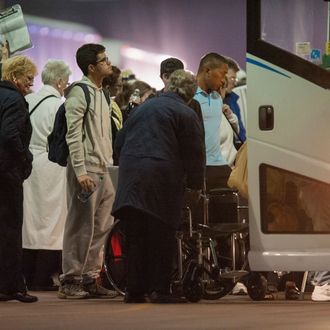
[182,261,203,302]
[202,272,236,300]
[201,238,237,300]
[104,219,127,296]
[246,272,268,301]
[200,231,249,300]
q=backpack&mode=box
[47,83,91,167]
[47,84,111,167]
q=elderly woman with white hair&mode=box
[112,69,205,303]
[22,59,71,291]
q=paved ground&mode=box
[1,291,330,330]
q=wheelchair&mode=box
[102,187,254,302]
[198,188,250,295]
[202,187,272,301]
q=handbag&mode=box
[227,141,248,198]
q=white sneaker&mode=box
[232,282,248,295]
[311,283,330,301]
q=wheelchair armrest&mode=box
[207,187,239,195]
[198,222,249,235]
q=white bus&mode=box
[247,0,330,271]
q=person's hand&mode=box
[219,85,227,99]
[222,104,233,117]
[77,175,96,193]
[1,40,9,63]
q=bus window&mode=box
[261,0,328,66]
[260,164,330,234]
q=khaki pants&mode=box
[60,164,114,283]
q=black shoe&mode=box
[148,291,187,304]
[13,292,38,303]
[0,293,13,301]
[285,285,300,300]
[124,293,146,303]
[0,292,38,303]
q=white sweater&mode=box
[220,111,239,167]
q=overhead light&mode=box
[121,45,186,67]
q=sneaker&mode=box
[58,283,89,299]
[312,283,330,301]
[232,282,248,295]
[83,282,118,299]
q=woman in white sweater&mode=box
[220,104,239,167]
[23,60,71,290]
[219,81,240,167]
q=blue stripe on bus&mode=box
[247,57,291,79]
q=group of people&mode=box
[0,40,250,304]
[2,38,330,304]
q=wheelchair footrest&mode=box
[219,270,249,280]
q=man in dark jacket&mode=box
[223,57,246,144]
[112,70,205,303]
[0,55,38,303]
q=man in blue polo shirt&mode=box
[194,53,229,190]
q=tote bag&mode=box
[227,142,248,198]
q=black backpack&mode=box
[47,83,91,167]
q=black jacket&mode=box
[112,92,205,228]
[0,81,33,180]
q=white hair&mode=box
[166,69,197,102]
[41,59,71,85]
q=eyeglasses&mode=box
[96,56,110,65]
[227,76,238,83]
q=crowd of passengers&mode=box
[2,41,327,304]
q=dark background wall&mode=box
[3,0,247,73]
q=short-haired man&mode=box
[58,43,116,299]
[194,52,230,190]
[159,57,204,129]
[112,70,205,303]
[223,57,246,144]
[159,57,184,90]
